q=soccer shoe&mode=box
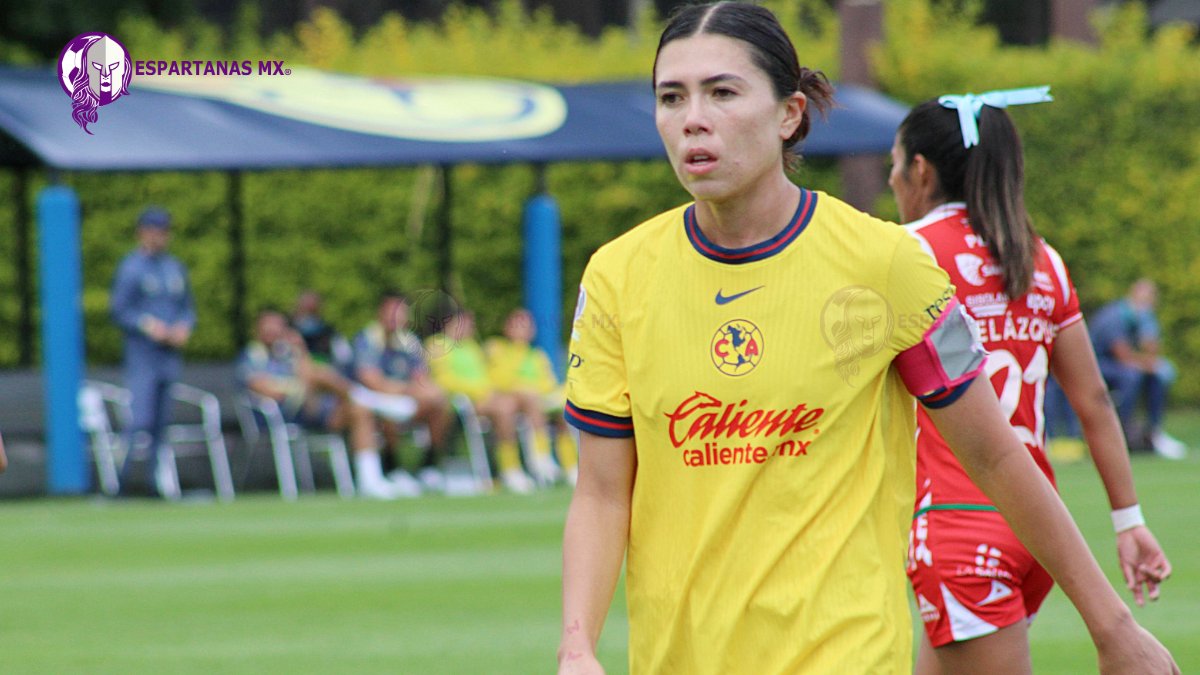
[386,470,424,498]
[530,455,563,485]
[415,467,447,494]
[1151,431,1188,460]
[358,473,410,500]
[356,477,397,500]
[501,468,535,495]
[349,385,418,423]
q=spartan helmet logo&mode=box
[85,36,128,103]
[820,286,895,386]
[57,33,132,134]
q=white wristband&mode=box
[1111,504,1146,533]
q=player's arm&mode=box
[1051,320,1171,605]
[1107,337,1149,371]
[169,262,197,346]
[178,262,197,331]
[356,366,409,397]
[558,431,635,674]
[245,374,289,402]
[0,430,8,473]
[925,382,1179,674]
[110,260,167,341]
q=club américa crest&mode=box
[710,318,763,376]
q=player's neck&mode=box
[694,177,800,250]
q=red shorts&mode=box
[907,508,1053,647]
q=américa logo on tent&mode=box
[57,33,132,134]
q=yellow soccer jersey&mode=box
[485,337,558,395]
[566,189,977,674]
[425,336,492,404]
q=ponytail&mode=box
[964,107,1038,299]
[898,99,1040,299]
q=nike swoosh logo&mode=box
[715,286,765,305]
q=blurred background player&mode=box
[1089,279,1186,457]
[1046,279,1186,459]
[353,290,453,493]
[292,289,355,376]
[109,206,194,498]
[487,308,578,486]
[426,307,536,494]
[238,309,414,499]
[893,89,1172,674]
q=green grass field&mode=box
[2,414,1198,674]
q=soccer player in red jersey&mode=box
[892,90,1173,674]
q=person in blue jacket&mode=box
[109,207,195,496]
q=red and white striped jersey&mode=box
[906,203,1082,507]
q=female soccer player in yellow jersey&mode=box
[893,92,1172,674]
[557,2,1177,674]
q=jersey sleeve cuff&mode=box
[918,376,976,409]
[1056,312,1084,331]
[565,400,634,438]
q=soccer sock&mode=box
[380,443,398,474]
[533,429,552,460]
[420,443,441,468]
[355,449,386,484]
[496,440,522,473]
[556,429,578,472]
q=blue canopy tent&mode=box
[0,65,907,494]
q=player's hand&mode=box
[1117,525,1172,606]
[1095,617,1179,674]
[283,328,308,353]
[141,316,169,343]
[556,649,604,675]
[168,324,192,347]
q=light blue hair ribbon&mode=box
[938,86,1053,148]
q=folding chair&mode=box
[79,380,130,497]
[517,415,562,489]
[234,392,355,500]
[449,393,500,493]
[79,380,236,500]
[165,383,236,502]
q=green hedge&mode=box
[2,0,1198,404]
[875,0,1200,403]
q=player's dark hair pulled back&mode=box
[654,1,834,168]
[898,101,1039,299]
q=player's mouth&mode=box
[684,148,718,176]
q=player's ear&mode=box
[910,153,940,194]
[779,91,806,141]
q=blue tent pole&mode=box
[523,165,564,378]
[38,183,88,495]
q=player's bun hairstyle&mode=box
[654,1,834,169]
[898,100,1039,299]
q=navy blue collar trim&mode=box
[684,189,817,264]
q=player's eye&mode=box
[712,87,736,99]
[657,91,681,106]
